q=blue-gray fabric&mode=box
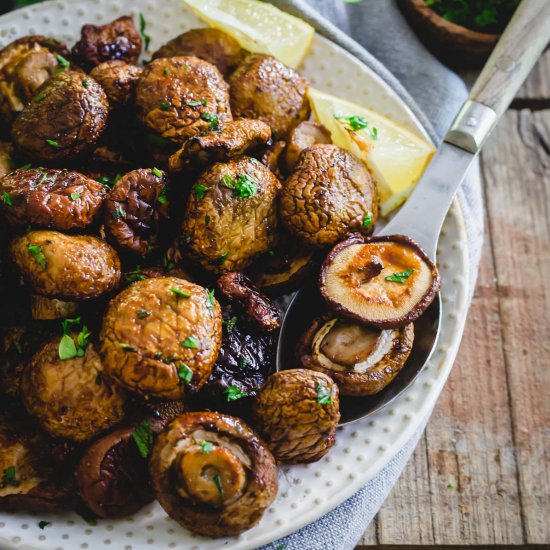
[260,1,484,548]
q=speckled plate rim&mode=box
[0,1,470,549]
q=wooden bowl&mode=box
[397,0,500,68]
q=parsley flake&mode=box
[169,287,191,298]
[181,335,200,349]
[45,139,61,148]
[186,99,207,107]
[200,112,219,129]
[56,54,70,68]
[177,362,193,384]
[220,173,258,198]
[139,13,151,51]
[82,79,89,88]
[2,191,12,206]
[334,114,378,139]
[114,206,125,219]
[160,102,170,110]
[213,473,224,498]
[163,67,170,75]
[118,343,136,352]
[61,316,81,335]
[205,289,215,311]
[193,184,208,199]
[316,383,332,405]
[213,251,229,265]
[224,316,237,333]
[132,419,153,458]
[152,167,163,178]
[28,244,47,269]
[34,92,46,102]
[225,385,247,402]
[362,211,373,228]
[70,192,81,201]
[157,186,168,206]
[38,521,51,530]
[136,308,151,319]
[1,466,19,488]
[385,268,414,283]
[125,267,145,284]
[200,440,213,454]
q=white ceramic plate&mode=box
[0,1,470,549]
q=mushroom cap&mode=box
[297,314,414,396]
[319,233,440,328]
[99,277,222,400]
[11,71,109,162]
[89,60,142,108]
[135,56,232,144]
[22,338,127,442]
[252,369,340,463]
[0,168,107,231]
[228,53,310,139]
[182,156,280,273]
[152,28,244,76]
[283,120,332,172]
[149,411,278,537]
[76,426,153,518]
[279,144,378,247]
[10,230,121,300]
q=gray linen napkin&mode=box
[260,1,484,548]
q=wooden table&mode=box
[358,51,550,548]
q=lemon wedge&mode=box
[183,0,315,69]
[307,88,435,216]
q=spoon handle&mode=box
[380,0,550,256]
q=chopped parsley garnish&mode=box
[213,251,229,265]
[225,385,247,402]
[186,99,207,107]
[224,316,237,333]
[205,289,215,312]
[177,362,193,384]
[334,114,378,139]
[2,191,12,206]
[200,112,219,129]
[96,173,121,188]
[204,214,211,224]
[447,482,455,490]
[239,357,249,369]
[151,167,163,178]
[154,351,163,360]
[125,267,145,284]
[181,335,200,349]
[276,544,288,550]
[220,173,258,198]
[1,466,19,488]
[82,79,89,88]
[163,67,170,75]
[139,13,151,51]
[118,343,136,352]
[316,383,332,405]
[136,308,151,319]
[132,419,153,458]
[36,172,48,187]
[61,316,81,335]
[385,268,414,283]
[58,325,90,360]
[193,184,208,199]
[200,440,213,454]
[160,102,170,110]
[70,192,81,201]
[17,163,32,170]
[56,54,70,68]
[28,244,47,269]
[162,255,175,272]
[169,287,191,298]
[34,92,46,102]
[45,139,61,148]
[213,473,224,498]
[38,521,51,530]
[157,186,168,205]
[362,211,373,228]
[13,340,22,354]
[114,206,125,219]
[145,132,173,150]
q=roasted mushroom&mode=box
[11,71,109,163]
[319,234,441,328]
[104,168,170,257]
[135,56,232,145]
[0,142,14,178]
[22,336,127,442]
[168,118,272,172]
[229,54,310,139]
[89,60,142,108]
[283,121,332,172]
[76,425,153,518]
[0,168,106,231]
[149,411,278,537]
[99,277,222,400]
[10,231,121,301]
[152,28,244,76]
[252,369,340,463]
[280,144,378,248]
[0,35,69,125]
[71,16,142,70]
[182,156,280,273]
[297,314,414,395]
[0,413,75,512]
[30,295,79,320]
[257,139,286,180]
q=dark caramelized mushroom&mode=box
[283,120,332,171]
[149,411,278,537]
[297,314,414,395]
[89,60,142,108]
[152,28,244,76]
[279,144,378,247]
[168,118,272,172]
[11,71,109,163]
[252,369,340,463]
[99,277,222,400]
[104,168,170,257]
[71,16,142,70]
[257,139,286,180]
[319,234,440,328]
[30,295,79,320]
[0,142,14,178]
[10,231,121,301]
[0,168,106,231]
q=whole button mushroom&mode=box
[11,71,109,163]
[99,277,222,400]
[228,53,310,139]
[279,144,378,248]
[0,168,107,232]
[89,60,142,108]
[10,231,121,301]
[252,369,340,463]
[182,156,280,273]
[22,336,127,443]
[149,411,278,537]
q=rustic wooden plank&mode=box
[515,48,550,101]
[480,108,550,544]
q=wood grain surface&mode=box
[358,53,550,549]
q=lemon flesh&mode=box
[307,88,435,216]
[183,0,315,69]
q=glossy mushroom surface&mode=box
[149,411,278,537]
[319,233,440,328]
[89,60,142,108]
[283,120,332,172]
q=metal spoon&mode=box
[277,0,550,425]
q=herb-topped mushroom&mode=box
[89,60,142,109]
[149,411,278,537]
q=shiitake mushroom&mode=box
[282,120,332,172]
[319,233,440,328]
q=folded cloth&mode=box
[260,1,484,548]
